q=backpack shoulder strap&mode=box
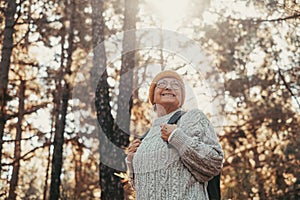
[167,110,186,124]
[140,129,149,140]
[140,110,186,140]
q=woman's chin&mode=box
[157,102,180,110]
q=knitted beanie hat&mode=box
[149,70,185,105]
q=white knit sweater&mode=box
[127,109,223,200]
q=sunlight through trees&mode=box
[0,0,299,199]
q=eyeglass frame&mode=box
[155,79,182,90]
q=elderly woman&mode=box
[126,70,223,199]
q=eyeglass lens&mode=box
[156,80,181,89]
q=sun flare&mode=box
[146,0,189,28]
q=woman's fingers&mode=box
[161,134,167,141]
[160,124,177,142]
[160,124,177,133]
[128,139,141,153]
[132,139,141,144]
[127,139,141,162]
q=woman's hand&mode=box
[160,124,177,142]
[127,139,141,162]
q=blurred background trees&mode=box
[0,0,299,199]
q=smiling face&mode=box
[153,77,183,113]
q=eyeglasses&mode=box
[156,79,182,90]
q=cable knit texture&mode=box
[128,109,223,200]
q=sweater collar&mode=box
[152,108,182,126]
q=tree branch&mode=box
[277,67,300,110]
[5,102,49,121]
[210,9,300,23]
[255,13,300,22]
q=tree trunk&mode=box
[92,0,137,199]
[49,0,75,198]
[49,32,65,200]
[43,123,54,200]
[74,141,83,198]
[96,71,129,200]
[49,84,71,200]
[7,80,25,200]
[116,0,137,134]
[0,0,17,173]
[92,0,124,198]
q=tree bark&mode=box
[0,0,17,173]
[92,0,137,199]
[74,140,83,198]
[116,0,137,134]
[49,84,70,200]
[49,0,75,198]
[7,80,25,200]
[42,121,54,200]
[91,0,123,199]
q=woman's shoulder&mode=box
[177,108,209,126]
[176,109,210,131]
[182,108,207,119]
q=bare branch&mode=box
[277,67,300,110]
[255,13,300,22]
[5,102,49,121]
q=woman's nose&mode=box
[164,83,172,89]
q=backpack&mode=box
[141,110,221,200]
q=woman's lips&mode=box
[161,93,175,97]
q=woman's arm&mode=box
[168,109,224,183]
[125,138,141,189]
[125,157,135,189]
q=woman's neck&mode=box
[156,104,179,117]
